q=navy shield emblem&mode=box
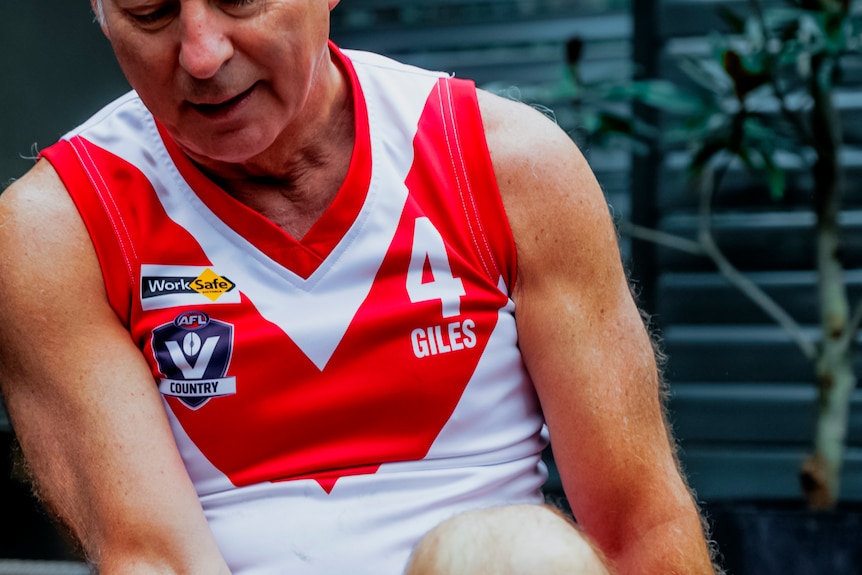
[152,311,236,409]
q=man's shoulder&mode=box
[474,88,611,279]
[0,160,93,306]
[476,89,575,159]
[2,159,65,209]
[0,161,78,246]
[476,89,592,203]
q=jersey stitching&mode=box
[75,138,140,270]
[439,80,500,282]
[69,137,137,285]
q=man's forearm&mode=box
[610,512,720,575]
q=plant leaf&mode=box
[625,80,706,115]
[724,50,771,101]
[717,4,747,34]
[690,136,730,177]
[763,152,788,200]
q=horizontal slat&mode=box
[658,0,799,40]
[397,40,631,87]
[333,0,628,11]
[655,210,862,271]
[680,445,862,501]
[661,324,842,382]
[661,37,862,88]
[333,11,633,106]
[399,37,630,73]
[331,0,627,30]
[657,269,862,324]
[658,147,862,212]
[337,0,557,7]
[669,383,862,444]
[0,562,88,575]
[331,13,630,55]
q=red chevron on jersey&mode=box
[165,76,510,490]
[41,45,547,574]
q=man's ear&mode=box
[329,0,341,11]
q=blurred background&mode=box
[2,1,861,573]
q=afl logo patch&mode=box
[174,310,210,330]
[152,311,237,409]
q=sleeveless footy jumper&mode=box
[41,45,548,574]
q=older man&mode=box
[0,1,717,573]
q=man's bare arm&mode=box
[480,91,717,574]
[0,161,231,574]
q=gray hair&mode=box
[94,0,105,25]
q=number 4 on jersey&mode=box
[406,217,465,318]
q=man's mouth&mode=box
[190,84,257,118]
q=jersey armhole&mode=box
[40,139,134,326]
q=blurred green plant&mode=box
[564,0,860,509]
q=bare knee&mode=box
[405,505,612,575]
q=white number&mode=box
[406,217,465,318]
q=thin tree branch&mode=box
[700,231,818,361]
[695,163,817,360]
[837,295,862,355]
[617,221,706,255]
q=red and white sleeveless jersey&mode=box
[42,45,548,574]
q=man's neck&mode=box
[190,51,356,239]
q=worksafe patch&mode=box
[141,264,241,310]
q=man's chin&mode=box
[179,134,273,168]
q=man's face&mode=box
[96,0,338,164]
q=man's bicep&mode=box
[482,96,683,530]
[517,265,674,506]
[512,185,673,510]
[481,85,715,575]
[0,164,227,572]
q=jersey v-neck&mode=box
[157,43,372,280]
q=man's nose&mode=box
[178,5,233,79]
